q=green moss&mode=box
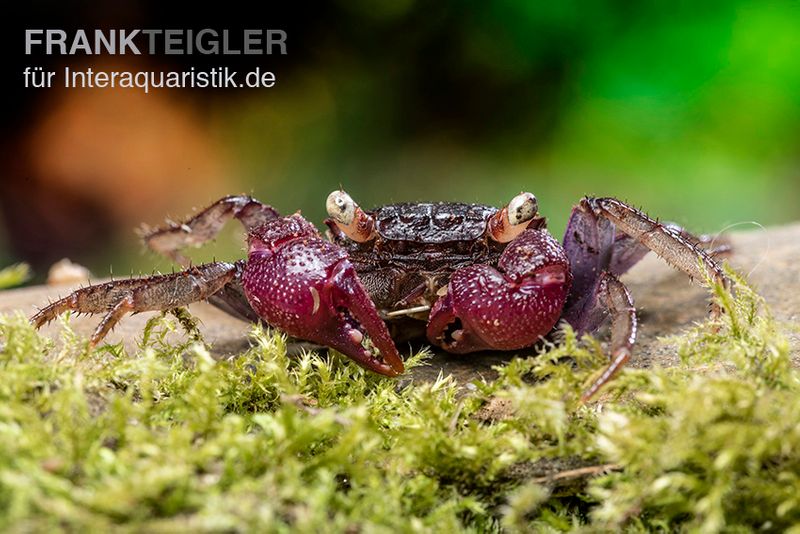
[0,271,797,532]
[0,263,30,290]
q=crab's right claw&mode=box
[243,220,404,376]
[326,261,405,375]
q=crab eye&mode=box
[507,192,538,226]
[326,190,356,225]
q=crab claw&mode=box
[426,229,572,353]
[242,215,403,376]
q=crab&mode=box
[31,191,732,400]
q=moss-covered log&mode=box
[0,224,798,531]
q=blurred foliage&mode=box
[0,269,798,530]
[0,264,31,290]
[2,0,800,278]
[225,0,800,230]
[182,0,800,275]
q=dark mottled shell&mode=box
[371,202,497,243]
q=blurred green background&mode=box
[2,1,799,281]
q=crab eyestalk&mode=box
[326,190,377,243]
[488,192,539,243]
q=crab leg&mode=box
[560,196,735,399]
[577,272,637,402]
[588,198,732,314]
[90,295,135,344]
[665,224,732,258]
[603,224,730,281]
[138,196,280,322]
[140,195,279,267]
[31,262,237,347]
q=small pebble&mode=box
[46,258,92,286]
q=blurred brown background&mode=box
[3,1,800,282]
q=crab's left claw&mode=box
[242,216,404,376]
[426,229,572,353]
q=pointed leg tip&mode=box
[578,390,595,405]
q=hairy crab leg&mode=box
[561,197,735,399]
[140,195,279,267]
[139,196,279,322]
[665,223,733,258]
[607,223,732,279]
[198,261,261,323]
[578,272,637,402]
[90,295,135,344]
[588,198,733,317]
[31,262,237,347]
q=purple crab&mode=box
[32,191,731,399]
